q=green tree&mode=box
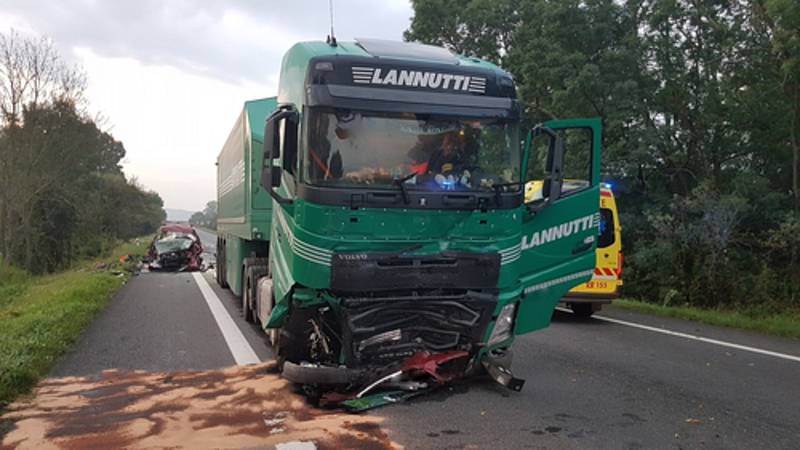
[0,30,164,273]
[765,0,800,210]
[405,0,518,64]
[189,212,205,227]
[406,0,800,311]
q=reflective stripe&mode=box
[524,270,594,295]
[499,243,521,265]
[274,209,332,266]
[593,267,617,280]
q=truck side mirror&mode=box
[262,107,298,204]
[270,166,282,188]
[260,164,281,189]
[263,113,280,162]
[262,108,296,189]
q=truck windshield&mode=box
[304,109,520,192]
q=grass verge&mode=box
[613,298,800,339]
[0,237,150,407]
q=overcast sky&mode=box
[0,1,414,212]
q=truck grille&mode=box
[340,290,495,366]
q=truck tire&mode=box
[276,309,315,369]
[214,237,221,284]
[255,275,281,349]
[217,238,229,288]
[570,302,595,318]
[244,265,267,323]
[282,361,362,386]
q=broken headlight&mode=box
[487,303,516,346]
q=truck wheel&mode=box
[276,310,315,367]
[242,268,254,322]
[254,274,281,352]
[570,302,595,318]
[218,239,229,288]
[244,265,267,323]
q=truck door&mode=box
[515,118,602,334]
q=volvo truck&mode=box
[217,38,603,398]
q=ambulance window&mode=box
[598,208,615,248]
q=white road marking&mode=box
[192,272,260,365]
[555,307,800,363]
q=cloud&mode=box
[1,1,413,85]
[74,46,276,211]
[0,1,415,211]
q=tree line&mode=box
[0,30,165,274]
[189,201,217,229]
[407,0,800,312]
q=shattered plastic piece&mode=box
[481,354,525,392]
[403,350,470,383]
[341,389,431,412]
[319,391,357,409]
[356,370,403,398]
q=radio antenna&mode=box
[327,0,337,46]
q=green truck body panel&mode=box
[217,39,603,377]
[217,97,278,295]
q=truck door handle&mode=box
[366,192,400,204]
[443,195,476,206]
[572,241,592,255]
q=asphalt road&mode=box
[48,229,800,449]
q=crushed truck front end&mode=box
[253,39,603,400]
[267,203,525,390]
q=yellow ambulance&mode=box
[525,181,623,317]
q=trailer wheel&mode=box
[242,267,254,322]
[214,237,221,285]
[570,302,595,318]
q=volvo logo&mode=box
[337,253,368,261]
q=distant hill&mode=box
[165,208,194,222]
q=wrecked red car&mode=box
[146,224,203,271]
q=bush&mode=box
[622,183,800,315]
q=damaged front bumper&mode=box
[278,289,524,410]
[282,348,524,412]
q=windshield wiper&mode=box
[392,171,418,205]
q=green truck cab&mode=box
[217,38,602,392]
